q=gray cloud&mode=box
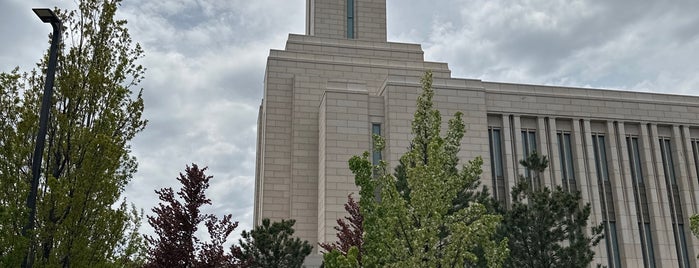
[3,0,699,247]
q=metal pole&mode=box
[22,11,61,268]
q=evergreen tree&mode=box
[501,152,603,268]
[349,71,508,267]
[235,218,313,268]
[145,164,241,268]
[0,0,146,266]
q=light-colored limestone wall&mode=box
[307,0,386,41]
[318,91,368,245]
[257,34,448,250]
[356,0,386,41]
[259,3,699,267]
[382,76,490,188]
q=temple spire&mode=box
[306,0,387,42]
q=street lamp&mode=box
[22,8,61,268]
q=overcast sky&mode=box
[2,0,699,242]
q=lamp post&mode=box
[22,8,61,268]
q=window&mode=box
[347,0,354,39]
[605,222,622,268]
[593,133,620,267]
[557,132,576,192]
[659,137,689,268]
[592,133,609,181]
[371,123,381,166]
[659,138,676,185]
[489,128,506,203]
[628,136,655,268]
[639,223,656,268]
[692,139,699,183]
[521,129,537,178]
[677,224,690,268]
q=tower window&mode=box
[371,123,381,165]
[347,0,355,39]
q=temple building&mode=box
[254,0,699,267]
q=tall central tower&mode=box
[306,0,387,41]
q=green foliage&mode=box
[350,71,508,267]
[691,214,699,259]
[236,218,313,268]
[0,0,147,266]
[323,246,360,268]
[501,152,603,268]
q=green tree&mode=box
[691,214,699,259]
[323,246,360,268]
[0,0,147,266]
[350,71,508,267]
[501,152,603,268]
[235,218,313,268]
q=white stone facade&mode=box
[254,0,699,267]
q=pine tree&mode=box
[145,164,241,268]
[501,152,603,268]
[350,71,509,267]
[235,218,313,268]
[0,0,146,266]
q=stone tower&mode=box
[306,0,387,41]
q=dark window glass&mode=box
[347,0,354,38]
[660,138,676,185]
[593,134,609,181]
[558,132,575,191]
[605,222,622,268]
[639,223,656,268]
[627,136,654,268]
[521,130,537,178]
[628,137,644,183]
[692,140,699,183]
[371,123,381,165]
[678,224,690,268]
[489,128,506,202]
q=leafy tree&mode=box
[0,0,147,266]
[235,218,313,268]
[145,164,241,268]
[501,152,603,268]
[319,194,363,265]
[691,214,699,259]
[349,71,509,267]
[323,246,360,268]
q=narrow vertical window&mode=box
[489,128,505,203]
[557,131,575,192]
[692,139,699,183]
[592,134,609,181]
[347,0,354,39]
[660,138,676,185]
[660,137,689,268]
[678,224,691,268]
[605,222,622,268]
[593,133,619,267]
[628,136,655,268]
[521,129,537,178]
[371,123,381,165]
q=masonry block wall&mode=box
[257,1,699,267]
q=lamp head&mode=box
[32,8,60,24]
